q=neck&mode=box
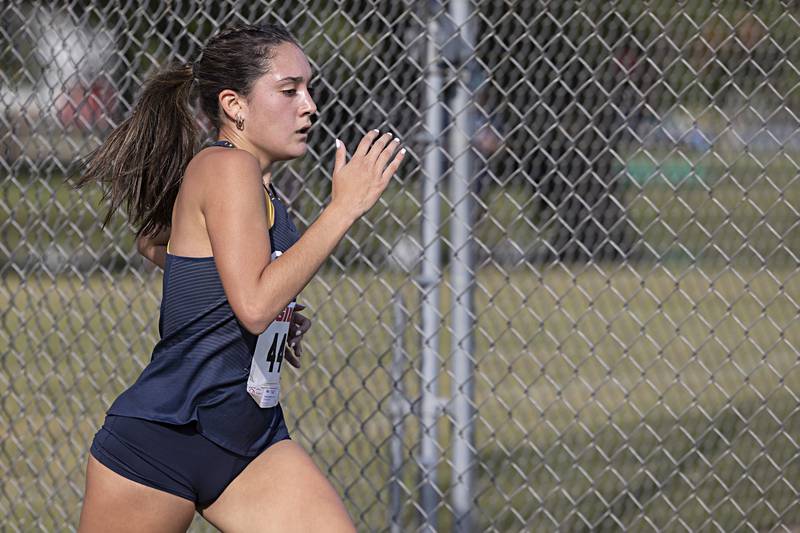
[217,128,273,175]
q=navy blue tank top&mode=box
[107,140,301,456]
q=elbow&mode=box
[238,301,270,335]
[238,298,287,335]
[239,311,266,335]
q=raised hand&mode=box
[330,130,406,221]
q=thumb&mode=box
[333,139,346,175]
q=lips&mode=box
[295,125,312,134]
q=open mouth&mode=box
[296,126,311,135]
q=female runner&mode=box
[74,23,405,532]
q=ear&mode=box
[218,89,246,122]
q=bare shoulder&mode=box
[186,147,262,199]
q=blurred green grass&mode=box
[2,264,799,531]
[3,151,800,529]
[5,152,800,270]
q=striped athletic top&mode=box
[107,140,301,456]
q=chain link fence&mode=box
[3,1,800,531]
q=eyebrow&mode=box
[276,75,316,84]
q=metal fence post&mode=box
[448,0,477,531]
[418,6,446,530]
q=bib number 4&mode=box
[246,250,297,408]
[247,301,295,408]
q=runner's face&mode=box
[246,42,316,161]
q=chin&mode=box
[289,143,309,158]
[273,146,307,162]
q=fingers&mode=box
[286,305,310,370]
[376,137,401,170]
[285,343,301,368]
[342,129,404,170]
[381,145,408,182]
[354,129,381,159]
[366,132,395,162]
[333,140,346,175]
[291,313,311,334]
[287,332,304,368]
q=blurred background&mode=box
[2,0,800,531]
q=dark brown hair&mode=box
[73,23,298,240]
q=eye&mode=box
[282,89,297,96]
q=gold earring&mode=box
[235,114,245,130]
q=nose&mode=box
[301,88,317,117]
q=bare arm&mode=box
[136,226,171,269]
[204,130,405,334]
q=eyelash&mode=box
[282,86,315,97]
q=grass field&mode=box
[5,151,800,271]
[2,262,800,531]
[3,149,800,530]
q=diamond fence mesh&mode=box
[2,1,800,531]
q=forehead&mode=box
[265,42,313,83]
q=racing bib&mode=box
[246,250,295,408]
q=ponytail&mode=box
[73,62,199,239]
